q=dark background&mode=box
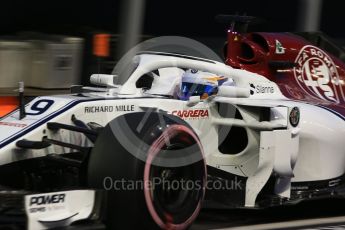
[0,0,343,85]
[0,0,343,38]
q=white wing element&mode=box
[25,190,95,230]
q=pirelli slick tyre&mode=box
[87,112,206,230]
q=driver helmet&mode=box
[178,69,228,100]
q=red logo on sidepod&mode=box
[294,45,342,103]
[172,109,209,119]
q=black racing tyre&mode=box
[87,112,206,230]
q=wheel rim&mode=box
[150,150,199,218]
[144,125,206,230]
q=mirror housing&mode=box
[217,85,250,98]
[90,74,118,87]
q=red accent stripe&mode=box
[143,124,206,230]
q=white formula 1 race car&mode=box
[0,52,344,230]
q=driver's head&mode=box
[178,69,227,100]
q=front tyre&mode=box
[88,112,206,229]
